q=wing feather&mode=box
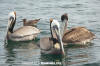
[62,27,95,43]
[11,26,40,37]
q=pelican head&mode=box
[22,18,27,22]
[7,11,16,33]
[61,13,69,35]
[50,18,65,55]
[61,13,68,22]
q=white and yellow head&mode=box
[50,18,65,55]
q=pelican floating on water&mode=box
[6,11,40,41]
[22,18,40,26]
[61,13,95,45]
[40,18,65,55]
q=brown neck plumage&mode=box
[61,13,68,35]
[63,20,68,34]
[8,17,16,33]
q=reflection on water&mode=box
[2,38,100,66]
[4,40,66,66]
[40,54,65,66]
[66,46,89,66]
[4,40,40,66]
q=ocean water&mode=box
[0,0,100,66]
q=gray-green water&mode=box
[0,0,100,66]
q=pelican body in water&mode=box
[40,19,65,55]
[61,13,95,45]
[22,18,40,26]
[6,11,40,41]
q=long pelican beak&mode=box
[50,19,65,55]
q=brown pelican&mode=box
[6,11,40,41]
[61,13,95,45]
[40,19,65,55]
[22,18,40,26]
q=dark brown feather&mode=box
[62,27,95,44]
[23,19,40,26]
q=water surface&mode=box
[0,0,100,66]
